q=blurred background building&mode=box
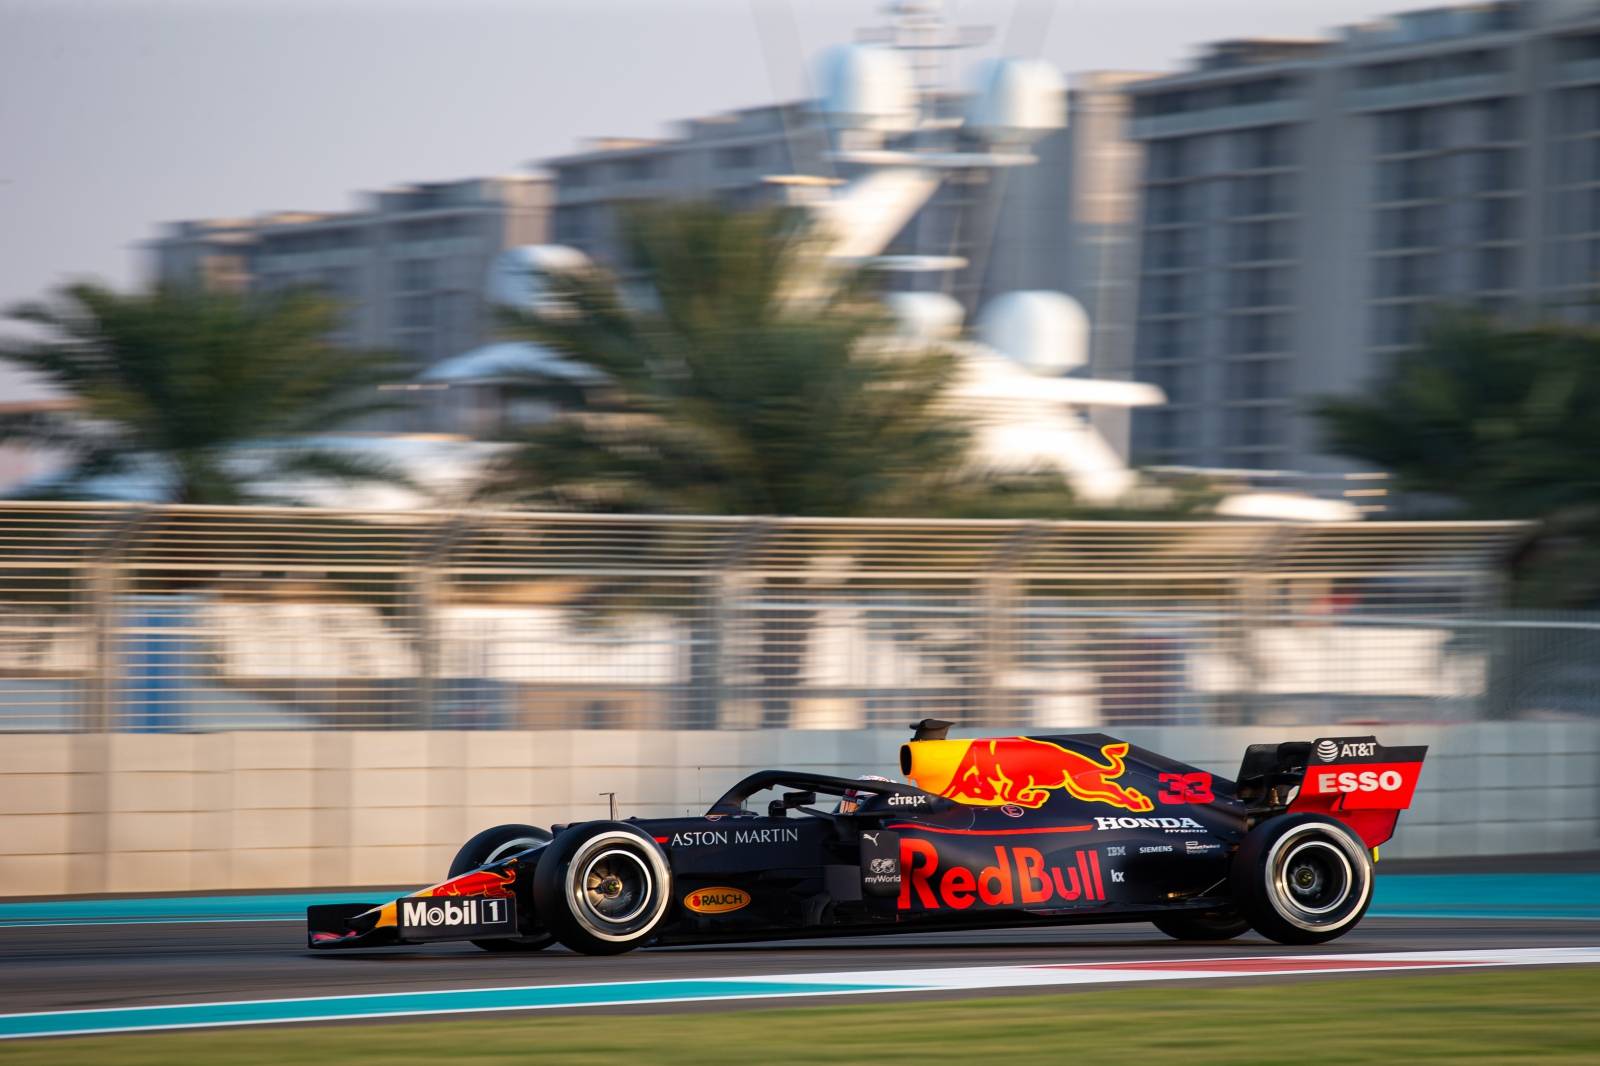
[544,105,833,257]
[149,176,550,430]
[1128,0,1600,473]
[137,0,1600,485]
[127,3,1164,503]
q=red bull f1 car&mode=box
[308,722,1426,956]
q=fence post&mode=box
[83,507,148,733]
[84,561,118,735]
[70,506,145,894]
[1234,524,1294,727]
[697,520,766,730]
[414,515,467,730]
[1476,554,1514,721]
[980,524,1041,730]
[72,559,119,896]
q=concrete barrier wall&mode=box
[2,724,1597,897]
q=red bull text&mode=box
[898,840,1108,910]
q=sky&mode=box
[0,0,1412,393]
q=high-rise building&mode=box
[151,175,550,378]
[543,104,832,269]
[1126,0,1600,474]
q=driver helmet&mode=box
[837,774,895,814]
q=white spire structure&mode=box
[806,0,1165,505]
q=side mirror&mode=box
[768,790,818,818]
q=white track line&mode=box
[3,947,1600,1040]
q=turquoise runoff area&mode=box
[1371,873,1600,921]
[0,891,380,927]
[0,979,908,1040]
[0,874,1597,928]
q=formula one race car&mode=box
[308,722,1426,955]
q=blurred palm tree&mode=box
[1314,310,1600,604]
[477,203,1078,517]
[0,283,409,504]
[1316,311,1600,517]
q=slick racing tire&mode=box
[449,823,554,953]
[533,822,673,956]
[1232,814,1373,945]
[1151,910,1251,941]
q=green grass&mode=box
[4,968,1597,1065]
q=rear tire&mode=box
[449,823,554,953]
[1232,814,1373,945]
[533,822,673,956]
[1151,910,1251,941]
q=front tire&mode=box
[449,823,554,953]
[1232,814,1373,945]
[533,822,673,956]
[1151,910,1251,941]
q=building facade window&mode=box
[1142,409,1190,454]
[395,258,434,292]
[554,205,589,244]
[1462,97,1516,143]
[1376,204,1442,249]
[1226,266,1289,308]
[1224,357,1289,401]
[1229,173,1292,216]
[1562,236,1600,286]
[1474,197,1515,241]
[1558,137,1600,184]
[1357,48,1507,90]
[714,144,759,171]
[1371,303,1422,348]
[1228,219,1291,262]
[1232,125,1293,170]
[1143,184,1197,225]
[1463,148,1514,193]
[1144,229,1194,270]
[616,156,658,182]
[1559,85,1600,135]
[1376,157,1442,201]
[1374,253,1439,299]
[1474,246,1515,291]
[1137,319,1185,361]
[1225,312,1289,354]
[1147,138,1194,181]
[1224,404,1287,448]
[1377,108,1441,154]
[1139,274,1194,315]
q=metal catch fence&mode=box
[0,503,1532,732]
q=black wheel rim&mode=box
[579,848,651,926]
[1276,839,1352,917]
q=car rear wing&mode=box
[1237,735,1427,850]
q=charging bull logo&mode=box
[905,737,1154,812]
[372,865,518,932]
[418,867,515,899]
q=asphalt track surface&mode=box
[3,915,1597,1021]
